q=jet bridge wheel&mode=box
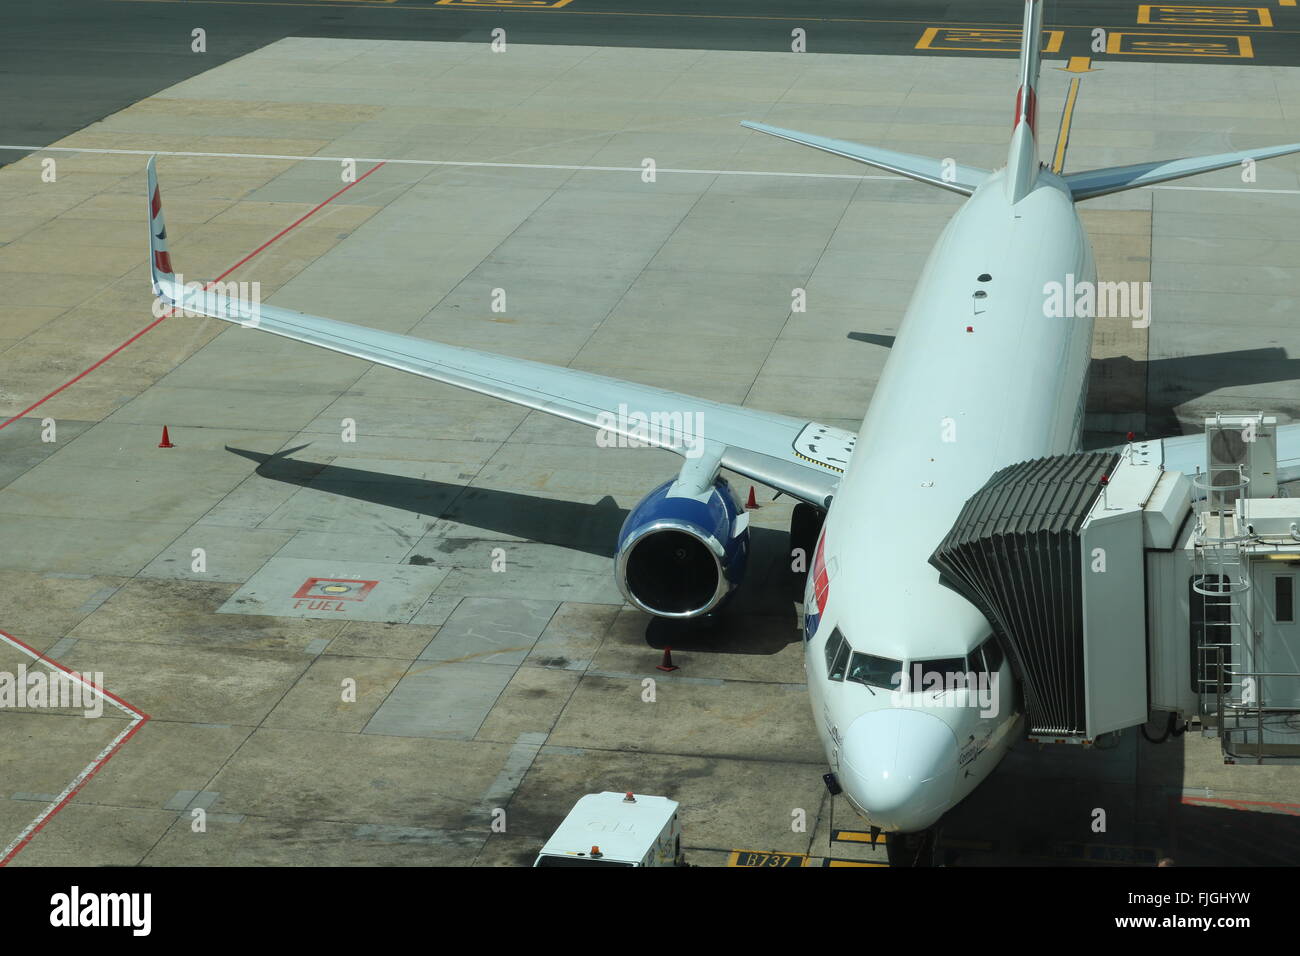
[789,503,825,593]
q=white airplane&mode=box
[145,0,1300,862]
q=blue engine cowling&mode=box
[615,476,750,618]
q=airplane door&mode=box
[1253,568,1300,708]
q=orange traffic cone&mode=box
[158,426,175,448]
[746,486,758,509]
[656,647,679,672]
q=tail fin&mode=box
[146,156,179,300]
[1006,0,1044,203]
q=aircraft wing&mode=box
[146,159,849,508]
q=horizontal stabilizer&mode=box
[741,121,989,196]
[1065,143,1300,200]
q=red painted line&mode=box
[1,630,144,716]
[1180,795,1300,815]
[0,161,387,433]
[0,629,150,866]
[0,163,388,862]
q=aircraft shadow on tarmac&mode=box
[225,445,802,655]
[853,334,1300,434]
[222,452,1298,861]
[1094,347,1300,432]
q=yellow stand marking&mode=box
[1052,75,1082,174]
[825,859,887,867]
[915,27,1064,53]
[1138,5,1272,26]
[436,0,575,7]
[1106,32,1254,57]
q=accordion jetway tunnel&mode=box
[931,414,1300,764]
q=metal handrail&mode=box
[1214,648,1300,763]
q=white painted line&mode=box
[6,143,1296,194]
[1154,184,1300,196]
[0,630,149,865]
[0,144,882,181]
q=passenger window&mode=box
[846,653,904,690]
[824,628,846,677]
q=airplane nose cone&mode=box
[839,709,959,831]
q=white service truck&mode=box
[533,792,685,867]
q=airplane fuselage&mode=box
[806,166,1097,832]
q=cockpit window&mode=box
[829,642,850,681]
[846,653,904,691]
[824,628,848,681]
[978,635,1005,675]
[905,657,969,692]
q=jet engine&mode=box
[615,475,749,618]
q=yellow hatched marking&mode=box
[915,27,1064,53]
[436,0,575,6]
[1138,5,1272,26]
[1106,31,1254,56]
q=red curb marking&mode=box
[0,163,388,862]
[0,629,151,866]
[1179,795,1300,815]
[0,161,388,433]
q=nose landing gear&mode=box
[885,824,943,867]
[790,502,825,594]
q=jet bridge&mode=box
[931,414,1300,763]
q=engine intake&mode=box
[616,477,749,618]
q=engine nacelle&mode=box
[615,476,750,618]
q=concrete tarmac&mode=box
[4,0,1300,166]
[0,37,1297,865]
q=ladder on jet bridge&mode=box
[1190,468,1253,738]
